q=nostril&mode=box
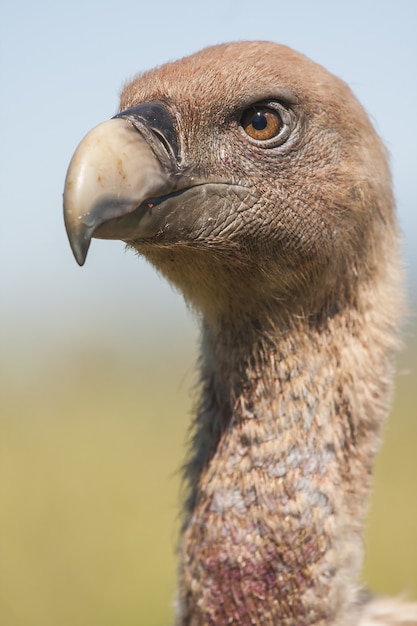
[113,101,181,165]
[152,128,176,161]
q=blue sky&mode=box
[1,0,416,361]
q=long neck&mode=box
[176,297,397,626]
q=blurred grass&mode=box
[0,325,416,625]
[362,323,417,598]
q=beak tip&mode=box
[67,233,90,266]
[64,206,91,266]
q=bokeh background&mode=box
[0,1,416,624]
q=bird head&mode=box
[64,42,395,322]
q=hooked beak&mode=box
[63,104,180,265]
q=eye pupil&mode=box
[252,112,267,131]
[241,105,283,142]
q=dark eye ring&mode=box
[241,106,282,141]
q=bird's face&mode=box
[64,42,393,319]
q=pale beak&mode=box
[63,107,177,265]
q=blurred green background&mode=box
[1,0,416,624]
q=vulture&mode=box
[63,42,417,626]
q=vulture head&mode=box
[64,41,395,323]
[64,42,416,625]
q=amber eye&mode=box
[241,106,282,141]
